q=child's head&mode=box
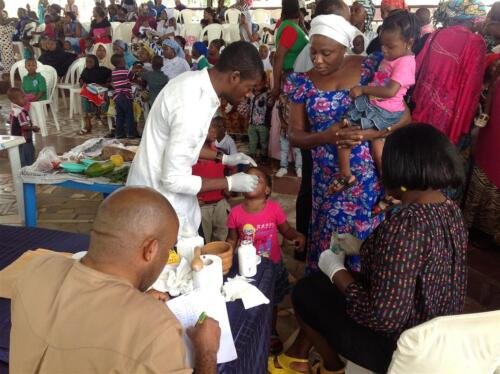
[86,54,99,69]
[352,34,365,54]
[141,19,150,27]
[192,41,208,60]
[379,10,419,61]
[44,14,53,24]
[95,44,107,60]
[113,39,127,55]
[174,35,186,49]
[138,46,152,62]
[259,44,269,60]
[111,53,125,68]
[168,17,176,27]
[208,38,225,61]
[46,38,58,51]
[7,88,28,108]
[151,54,163,71]
[415,7,431,27]
[207,116,224,143]
[255,71,267,91]
[244,167,272,199]
[84,37,94,50]
[25,58,37,75]
[63,40,73,51]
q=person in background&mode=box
[259,44,273,72]
[247,73,272,163]
[115,5,128,22]
[63,11,82,53]
[214,119,238,155]
[64,0,79,19]
[37,0,48,24]
[175,0,187,11]
[89,6,112,44]
[227,167,305,355]
[7,88,40,166]
[141,55,169,106]
[92,42,113,69]
[153,0,167,19]
[108,0,120,21]
[192,117,231,243]
[412,0,487,145]
[161,39,190,79]
[415,7,434,36]
[366,0,408,54]
[83,36,94,55]
[133,4,157,37]
[42,14,56,38]
[8,187,221,373]
[191,41,210,70]
[238,13,259,43]
[113,39,137,69]
[350,0,377,54]
[63,40,76,54]
[208,38,225,65]
[38,38,76,77]
[276,103,302,178]
[22,58,47,102]
[216,0,228,22]
[121,0,138,14]
[111,53,139,139]
[137,45,154,71]
[201,7,218,27]
[78,54,112,135]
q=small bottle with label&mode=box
[238,239,258,277]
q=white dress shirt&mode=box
[127,69,220,232]
[215,134,237,155]
[161,57,191,80]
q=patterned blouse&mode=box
[345,200,467,340]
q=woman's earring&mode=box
[400,186,407,192]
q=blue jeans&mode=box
[114,94,135,138]
[280,135,302,168]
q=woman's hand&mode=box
[335,126,385,147]
[322,120,345,145]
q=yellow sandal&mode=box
[268,353,309,374]
[310,361,345,374]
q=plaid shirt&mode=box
[8,104,33,143]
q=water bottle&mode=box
[238,240,257,277]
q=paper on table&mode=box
[167,289,237,365]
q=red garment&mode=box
[192,148,225,203]
[412,25,486,144]
[279,25,298,49]
[44,23,56,39]
[381,0,408,10]
[132,16,157,36]
[475,79,500,188]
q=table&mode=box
[0,136,26,225]
[0,225,274,374]
[23,180,122,227]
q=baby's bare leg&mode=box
[338,146,353,177]
[371,138,385,174]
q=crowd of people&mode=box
[2,0,500,372]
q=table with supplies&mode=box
[0,225,274,374]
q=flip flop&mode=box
[269,332,284,355]
[311,361,346,374]
[267,353,309,374]
[328,175,357,195]
[373,195,401,215]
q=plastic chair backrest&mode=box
[184,23,202,43]
[36,65,58,101]
[200,24,223,44]
[225,9,241,25]
[251,9,270,24]
[173,9,180,22]
[113,22,134,43]
[62,57,86,85]
[180,9,196,24]
[10,60,29,88]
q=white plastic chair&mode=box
[173,9,180,22]
[270,9,282,22]
[225,8,241,25]
[183,23,202,45]
[57,57,86,119]
[180,9,196,24]
[251,9,270,24]
[200,24,223,44]
[112,22,134,43]
[228,24,241,43]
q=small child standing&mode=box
[332,11,417,194]
[7,88,40,166]
[415,7,434,37]
[191,42,210,71]
[214,118,238,156]
[227,167,305,354]
[110,54,138,139]
[276,98,302,178]
[22,58,47,102]
[141,55,169,106]
[192,117,231,242]
[247,73,272,163]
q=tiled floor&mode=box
[0,90,499,349]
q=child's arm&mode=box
[226,228,238,251]
[350,80,401,99]
[278,221,306,251]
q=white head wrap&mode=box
[293,14,360,73]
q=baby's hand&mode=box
[293,233,306,251]
[349,86,364,99]
[145,289,170,302]
[32,126,40,133]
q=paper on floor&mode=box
[167,289,237,365]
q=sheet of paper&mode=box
[167,290,237,365]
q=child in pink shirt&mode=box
[226,167,304,353]
[330,11,418,196]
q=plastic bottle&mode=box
[238,240,258,277]
[176,220,204,263]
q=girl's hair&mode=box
[380,9,420,42]
[86,54,100,68]
[282,0,300,20]
[210,38,225,50]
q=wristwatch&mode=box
[215,151,224,163]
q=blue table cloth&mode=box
[0,225,274,374]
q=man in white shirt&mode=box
[127,41,264,233]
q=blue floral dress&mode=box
[283,53,384,272]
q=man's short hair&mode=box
[215,41,264,80]
[111,53,124,67]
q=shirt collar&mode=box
[11,103,24,116]
[200,68,220,108]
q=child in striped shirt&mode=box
[110,54,138,139]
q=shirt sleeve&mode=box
[228,137,238,154]
[344,211,427,334]
[159,93,204,196]
[279,25,298,49]
[136,323,192,374]
[390,56,416,88]
[227,207,238,229]
[273,201,287,225]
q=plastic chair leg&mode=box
[49,103,60,131]
[29,105,48,137]
[60,89,68,108]
[69,92,74,119]
[107,116,113,131]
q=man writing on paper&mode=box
[127,41,264,234]
[9,187,221,373]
